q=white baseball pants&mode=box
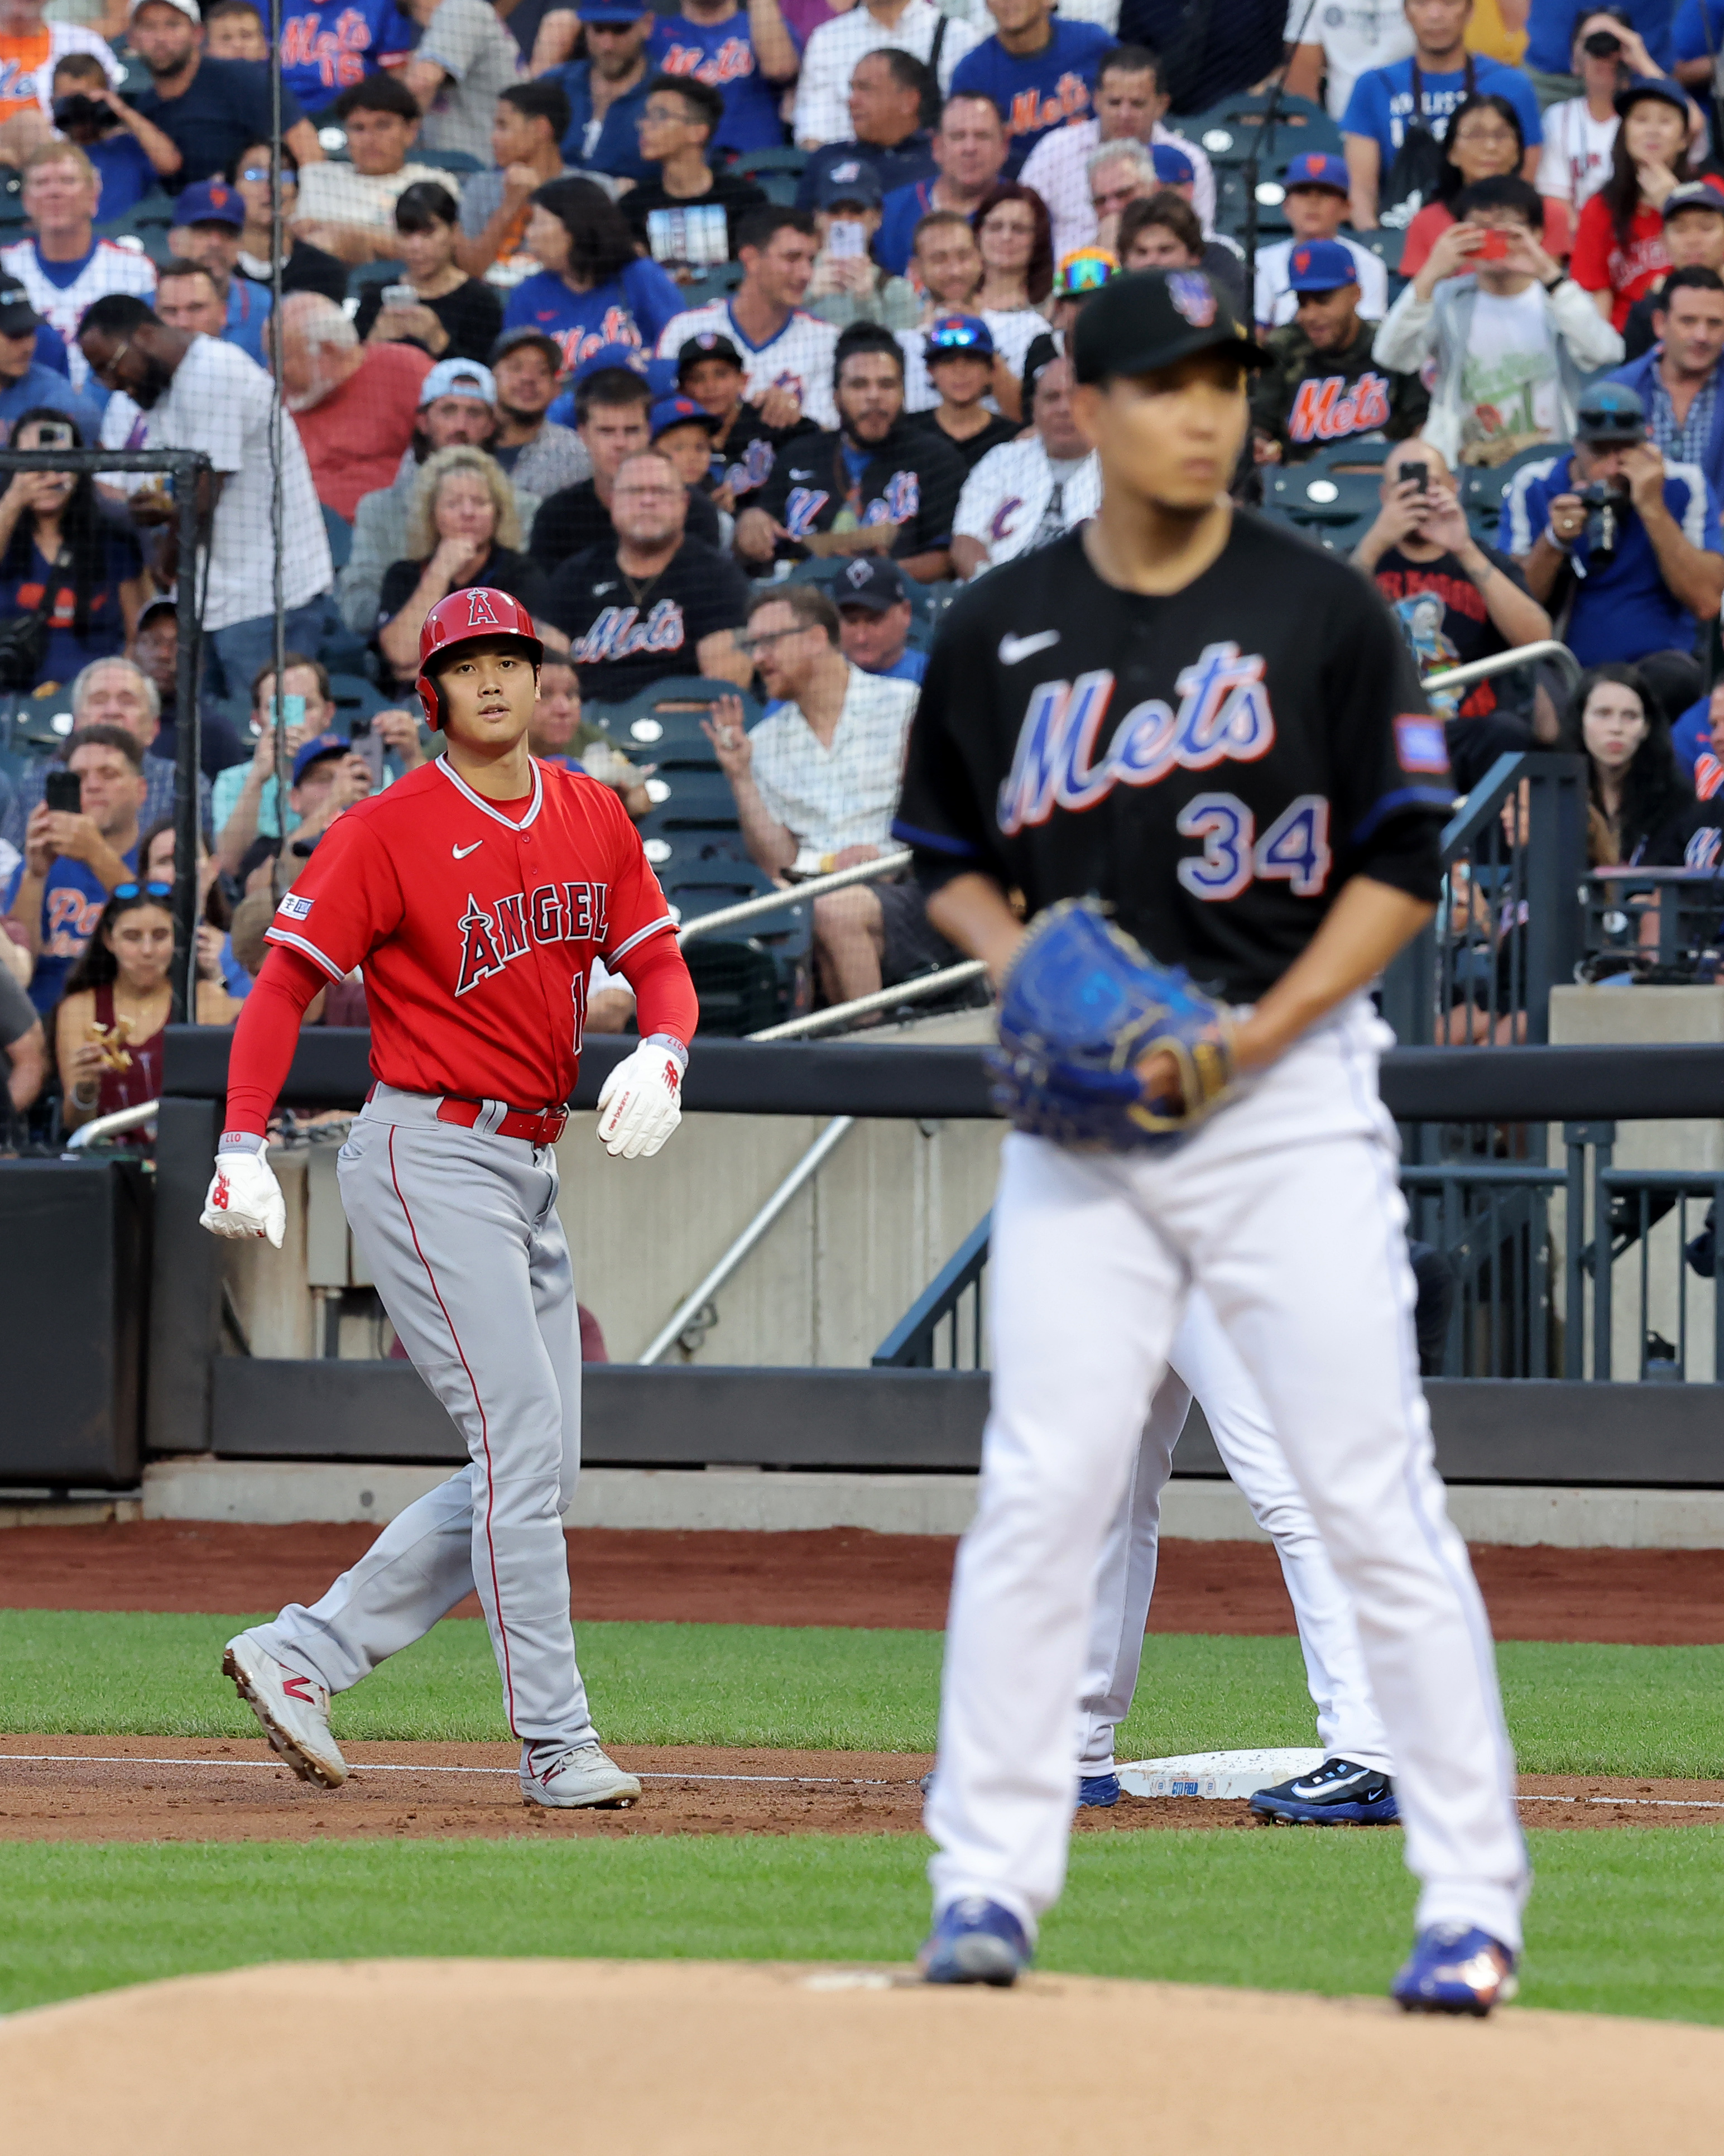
[1078,1287,1393,1778]
[927,1000,1528,1950]
[256,1087,597,1762]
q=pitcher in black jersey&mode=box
[900,269,1528,2014]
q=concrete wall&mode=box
[1548,985,1724,1379]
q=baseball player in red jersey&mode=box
[200,589,697,1810]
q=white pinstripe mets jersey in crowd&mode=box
[657,299,840,430]
[0,237,155,391]
[954,435,1099,571]
[748,663,920,855]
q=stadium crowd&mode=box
[4,0,1724,1143]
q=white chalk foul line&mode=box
[0,1755,896,1788]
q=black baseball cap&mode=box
[832,554,906,611]
[678,331,744,376]
[489,325,564,372]
[0,280,42,336]
[1072,267,1267,386]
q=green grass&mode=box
[3,1612,1722,1776]
[0,1831,1720,2023]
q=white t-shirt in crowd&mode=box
[954,436,1099,571]
[1254,233,1390,328]
[0,236,155,392]
[1536,98,1619,212]
[1284,0,1415,118]
[1458,284,1562,451]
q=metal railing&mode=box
[1380,751,1589,1049]
[1585,865,1724,980]
[877,1130,1724,1382]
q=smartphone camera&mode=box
[380,284,417,310]
[1477,228,1510,262]
[44,769,81,815]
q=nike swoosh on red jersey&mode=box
[453,840,483,859]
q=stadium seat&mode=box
[413,148,483,175]
[323,504,353,571]
[730,147,807,179]
[0,167,26,229]
[679,260,745,305]
[590,676,762,760]
[1459,440,1564,547]
[1352,225,1406,276]
[661,853,811,1036]
[1188,89,1342,169]
[326,672,395,728]
[1213,167,1293,242]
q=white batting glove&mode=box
[595,1038,684,1161]
[200,1149,287,1249]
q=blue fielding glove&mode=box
[987,898,1237,1150]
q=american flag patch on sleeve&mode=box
[1394,716,1451,774]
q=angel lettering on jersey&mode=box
[455,880,612,995]
[997,641,1274,835]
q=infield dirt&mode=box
[0,1736,1716,1840]
[2,1522,1722,1641]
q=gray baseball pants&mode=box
[255,1086,596,1761]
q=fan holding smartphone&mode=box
[0,409,150,692]
[2,727,149,1016]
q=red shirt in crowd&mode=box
[1569,194,1669,330]
[291,342,434,520]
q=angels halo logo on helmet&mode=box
[1167,271,1217,328]
[415,586,544,730]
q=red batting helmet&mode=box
[415,586,544,729]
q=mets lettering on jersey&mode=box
[1007,73,1091,137]
[455,882,610,995]
[998,644,1274,835]
[572,601,687,663]
[280,8,380,91]
[1288,371,1392,444]
[657,34,756,83]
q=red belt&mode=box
[436,1096,568,1146]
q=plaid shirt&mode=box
[749,664,919,854]
[1646,364,1721,476]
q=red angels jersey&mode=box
[264,755,676,1108]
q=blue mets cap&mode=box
[924,310,994,362]
[573,341,651,384]
[815,157,883,209]
[291,732,348,786]
[578,0,649,20]
[172,178,245,228]
[1150,143,1194,185]
[1286,238,1359,293]
[650,393,717,438]
[1282,151,1350,194]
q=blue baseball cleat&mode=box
[919,1898,1031,1986]
[1250,1756,1399,1826]
[1391,1925,1519,2016]
[1078,1772,1121,1808]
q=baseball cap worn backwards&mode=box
[1150,143,1194,185]
[1072,268,1267,385]
[419,358,497,407]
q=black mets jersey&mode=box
[892,514,1454,1004]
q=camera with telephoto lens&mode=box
[50,93,109,134]
[1577,477,1629,557]
[1582,30,1622,56]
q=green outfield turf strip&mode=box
[2,1611,1721,1776]
[0,1831,1718,2023]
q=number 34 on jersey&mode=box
[996,641,1333,903]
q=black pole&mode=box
[172,449,205,1024]
[269,0,286,852]
[1245,0,1324,315]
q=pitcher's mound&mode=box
[2,1957,1718,2153]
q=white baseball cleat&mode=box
[223,1630,347,1789]
[520,1741,642,1809]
